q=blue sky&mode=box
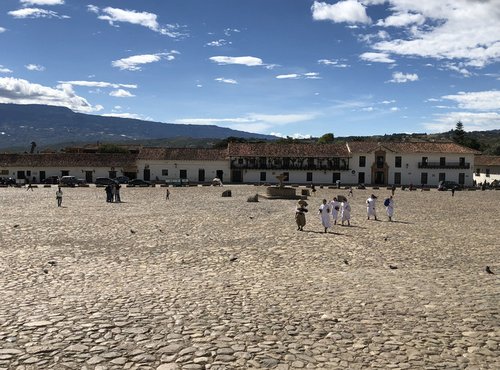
[0,0,499,138]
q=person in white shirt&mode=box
[330,197,341,225]
[366,194,377,220]
[319,199,332,233]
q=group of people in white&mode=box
[295,192,394,233]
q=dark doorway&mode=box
[231,170,243,183]
[85,171,93,183]
[39,171,46,183]
[180,170,187,179]
[198,169,205,182]
[143,169,151,181]
[374,171,385,185]
[216,170,224,182]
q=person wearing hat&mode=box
[366,194,378,220]
[295,200,308,231]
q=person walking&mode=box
[330,197,341,225]
[56,186,63,207]
[26,180,34,191]
[451,187,455,197]
[105,184,113,202]
[319,199,332,233]
[114,183,121,202]
[384,195,394,221]
[348,187,353,197]
[166,188,170,200]
[391,185,396,196]
[295,200,308,231]
[366,194,378,220]
[340,199,351,226]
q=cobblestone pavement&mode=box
[0,185,498,369]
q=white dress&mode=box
[386,199,394,218]
[341,202,351,221]
[319,204,332,228]
[366,197,377,218]
[330,200,340,222]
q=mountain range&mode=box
[0,103,276,150]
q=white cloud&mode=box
[224,28,240,37]
[381,100,396,104]
[424,112,500,132]
[210,56,264,67]
[0,27,6,33]
[318,59,349,68]
[276,73,321,80]
[441,62,472,77]
[215,78,238,84]
[20,0,64,5]
[376,12,425,27]
[112,52,176,71]
[87,4,99,14]
[312,0,371,24]
[276,74,300,79]
[360,52,395,63]
[59,80,137,89]
[206,39,231,47]
[369,0,500,68]
[8,8,69,19]
[270,132,312,139]
[0,77,102,112]
[389,71,419,83]
[174,112,317,133]
[0,65,13,73]
[90,6,184,38]
[109,89,135,97]
[441,91,500,111]
[25,64,45,71]
[390,106,400,111]
[101,112,146,120]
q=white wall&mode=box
[136,160,230,183]
[474,165,500,184]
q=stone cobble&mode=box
[0,186,498,369]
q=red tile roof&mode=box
[474,155,500,166]
[137,147,228,161]
[347,141,480,154]
[228,143,350,157]
[0,153,137,168]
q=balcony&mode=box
[418,162,470,169]
[230,157,349,171]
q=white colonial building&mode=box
[227,141,479,187]
[473,155,500,185]
[136,148,229,184]
[0,140,479,187]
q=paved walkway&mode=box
[0,186,498,369]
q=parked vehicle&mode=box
[115,176,130,184]
[60,176,78,186]
[128,179,151,187]
[438,181,462,191]
[95,177,118,186]
[42,176,60,184]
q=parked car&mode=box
[128,179,152,187]
[115,176,130,184]
[60,176,78,186]
[438,181,462,191]
[42,176,60,184]
[95,177,118,186]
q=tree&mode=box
[317,133,335,144]
[29,141,37,154]
[453,121,466,145]
[96,144,129,153]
